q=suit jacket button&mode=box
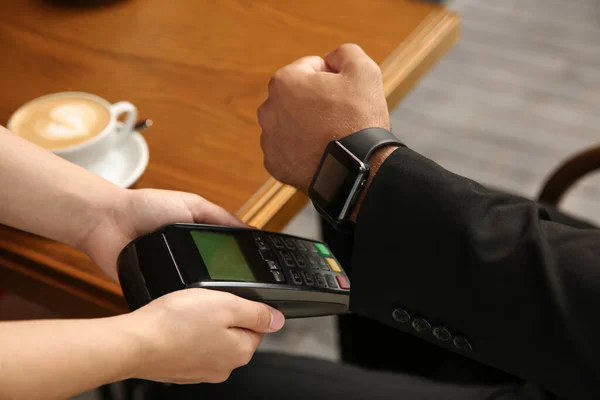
[453,336,473,351]
[411,318,431,333]
[392,309,411,324]
[433,326,452,341]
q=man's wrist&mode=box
[350,145,399,222]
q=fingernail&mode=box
[269,309,285,331]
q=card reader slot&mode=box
[190,281,349,318]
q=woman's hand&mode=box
[0,127,246,281]
[0,288,285,399]
[79,188,246,281]
[124,288,285,384]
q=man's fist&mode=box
[258,44,390,193]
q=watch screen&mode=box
[311,154,349,201]
[308,141,366,221]
[190,231,256,282]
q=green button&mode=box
[314,243,331,256]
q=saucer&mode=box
[87,130,149,188]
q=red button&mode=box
[336,275,350,290]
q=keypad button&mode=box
[324,274,337,289]
[259,250,276,261]
[306,256,320,270]
[256,241,270,251]
[412,318,432,334]
[253,233,266,242]
[314,243,331,256]
[271,270,286,283]
[278,250,296,268]
[270,236,285,249]
[292,253,307,269]
[326,258,342,273]
[301,271,315,286]
[335,275,350,290]
[283,237,296,250]
[289,269,303,285]
[266,260,280,270]
[295,240,307,251]
[306,241,319,254]
[314,272,326,287]
[314,257,329,271]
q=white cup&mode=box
[7,92,137,169]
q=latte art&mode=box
[9,96,111,150]
[36,103,100,139]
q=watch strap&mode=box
[338,127,404,162]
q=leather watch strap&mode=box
[338,127,404,162]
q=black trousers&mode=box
[147,352,550,400]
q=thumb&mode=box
[289,55,329,73]
[230,298,285,333]
[187,194,248,228]
[324,43,374,74]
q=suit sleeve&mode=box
[349,146,600,399]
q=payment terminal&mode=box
[117,223,350,318]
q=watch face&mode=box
[309,141,368,222]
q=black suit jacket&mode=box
[349,147,600,399]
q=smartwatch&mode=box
[308,127,404,229]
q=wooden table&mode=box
[0,0,459,318]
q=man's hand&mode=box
[258,44,390,193]
[79,188,246,281]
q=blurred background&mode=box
[2,0,600,398]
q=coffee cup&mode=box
[7,92,137,168]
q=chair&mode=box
[538,146,600,208]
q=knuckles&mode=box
[257,102,269,127]
[335,43,381,78]
[259,129,268,150]
[355,58,382,79]
[268,67,296,93]
[256,102,265,122]
[262,155,277,179]
[368,61,383,78]
[337,42,363,53]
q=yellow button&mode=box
[326,258,341,273]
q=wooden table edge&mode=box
[237,8,461,232]
[0,250,127,317]
[0,8,461,317]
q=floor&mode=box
[74,0,600,397]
